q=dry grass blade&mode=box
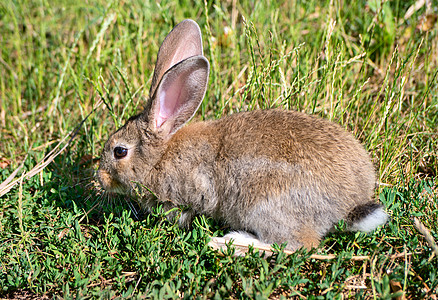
[414,217,438,258]
[0,100,102,197]
[87,271,137,288]
[404,0,427,21]
[0,156,25,193]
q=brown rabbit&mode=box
[98,19,388,251]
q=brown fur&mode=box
[296,225,320,249]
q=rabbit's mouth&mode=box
[97,169,127,194]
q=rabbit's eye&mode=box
[114,146,128,159]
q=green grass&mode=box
[1,0,437,298]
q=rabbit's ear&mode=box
[149,19,203,97]
[145,55,209,138]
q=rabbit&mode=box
[97,19,388,251]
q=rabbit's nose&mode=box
[97,169,115,191]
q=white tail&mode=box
[349,206,388,233]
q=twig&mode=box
[208,237,414,261]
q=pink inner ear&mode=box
[169,42,199,70]
[155,79,183,128]
[154,43,199,129]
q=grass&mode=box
[0,0,437,298]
